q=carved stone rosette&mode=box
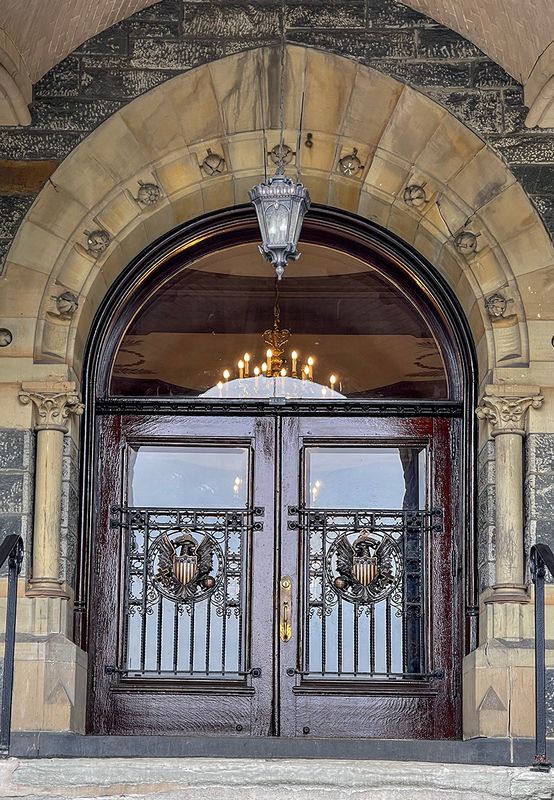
[19,383,84,432]
[476,393,544,436]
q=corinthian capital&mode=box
[476,384,543,435]
[19,381,84,432]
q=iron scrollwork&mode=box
[289,506,443,679]
[110,505,263,679]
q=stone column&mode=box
[476,384,543,604]
[18,381,84,597]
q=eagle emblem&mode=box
[151,530,216,602]
[331,530,401,604]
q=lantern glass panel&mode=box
[265,201,290,247]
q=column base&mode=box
[26,577,69,599]
[12,633,87,733]
[463,640,534,738]
[484,583,530,604]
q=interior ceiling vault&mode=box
[0,0,552,85]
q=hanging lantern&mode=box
[249,172,311,280]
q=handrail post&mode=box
[0,536,23,757]
[531,545,552,772]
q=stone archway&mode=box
[4,45,554,739]
[2,45,552,390]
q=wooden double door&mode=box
[89,412,461,738]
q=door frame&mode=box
[76,204,478,738]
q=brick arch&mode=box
[3,46,553,383]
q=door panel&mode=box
[88,414,276,735]
[279,416,461,739]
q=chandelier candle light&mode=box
[218,282,339,391]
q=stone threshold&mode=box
[9,733,539,766]
[1,755,553,800]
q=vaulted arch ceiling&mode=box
[0,0,552,85]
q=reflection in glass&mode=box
[123,447,250,680]
[110,243,448,400]
[305,447,426,510]
[128,446,248,508]
[303,447,426,680]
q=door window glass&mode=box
[123,445,250,680]
[128,445,248,507]
[110,243,448,400]
[303,446,427,679]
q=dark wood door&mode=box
[278,416,461,739]
[88,414,277,735]
[89,413,461,738]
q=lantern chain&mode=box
[278,0,286,174]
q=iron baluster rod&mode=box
[0,534,24,758]
[530,543,554,772]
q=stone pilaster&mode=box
[18,381,83,597]
[476,385,543,604]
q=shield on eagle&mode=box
[172,533,199,587]
[352,532,378,587]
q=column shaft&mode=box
[19,381,84,599]
[493,431,524,595]
[29,427,65,595]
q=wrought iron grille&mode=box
[110,506,263,680]
[288,507,443,680]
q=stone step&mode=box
[1,757,554,800]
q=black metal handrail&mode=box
[530,543,554,772]
[0,534,23,758]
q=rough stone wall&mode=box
[0,429,33,576]
[60,436,80,589]
[477,440,495,593]
[526,433,554,579]
[0,0,553,270]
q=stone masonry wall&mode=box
[0,429,33,577]
[477,439,495,593]
[479,434,554,592]
[0,429,79,586]
[0,0,553,270]
[526,433,554,580]
[60,435,80,589]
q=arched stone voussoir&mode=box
[3,45,549,379]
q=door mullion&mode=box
[277,416,301,737]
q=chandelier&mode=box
[217,282,339,393]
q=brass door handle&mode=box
[279,576,292,642]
